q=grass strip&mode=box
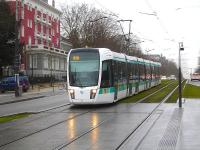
[0,113,30,124]
[183,83,200,98]
[143,80,178,103]
[165,80,186,103]
[120,80,172,103]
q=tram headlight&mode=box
[90,89,97,99]
[69,89,75,99]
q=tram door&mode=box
[128,63,132,96]
[135,63,139,93]
[113,61,118,100]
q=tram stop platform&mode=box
[122,99,200,150]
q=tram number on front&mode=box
[72,56,80,61]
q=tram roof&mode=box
[126,55,138,64]
[98,48,161,66]
[70,48,161,66]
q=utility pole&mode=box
[89,16,108,47]
[15,0,20,73]
[50,51,53,87]
[117,20,132,55]
[178,42,184,108]
[14,0,22,97]
[31,54,34,89]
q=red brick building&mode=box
[5,0,71,80]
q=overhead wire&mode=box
[144,0,169,35]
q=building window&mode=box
[21,9,24,19]
[51,57,55,69]
[29,55,37,68]
[57,23,59,33]
[27,19,32,28]
[30,4,32,11]
[28,36,32,46]
[51,29,54,36]
[64,60,67,70]
[21,25,24,37]
[27,3,29,10]
[60,59,64,70]
[57,38,59,47]
[30,20,32,28]
[38,39,41,44]
[55,58,59,70]
[43,56,48,69]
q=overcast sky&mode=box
[50,0,200,78]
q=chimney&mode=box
[52,0,55,7]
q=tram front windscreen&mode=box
[69,49,100,87]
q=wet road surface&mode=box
[0,103,158,150]
[0,93,69,117]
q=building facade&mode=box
[5,0,71,81]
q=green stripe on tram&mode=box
[99,87,115,94]
[99,80,160,94]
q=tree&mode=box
[159,56,179,78]
[61,3,126,51]
[0,0,16,67]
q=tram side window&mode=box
[146,65,150,80]
[132,63,135,80]
[151,66,155,79]
[144,64,147,80]
[150,65,152,80]
[139,64,142,80]
[139,64,145,80]
[134,64,138,80]
[138,64,141,81]
[118,62,122,81]
[122,62,127,81]
[128,63,132,80]
[100,60,113,88]
[113,61,118,82]
[131,63,135,80]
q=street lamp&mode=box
[89,16,108,47]
[178,42,184,108]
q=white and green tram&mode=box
[67,48,161,104]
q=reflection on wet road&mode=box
[0,103,158,150]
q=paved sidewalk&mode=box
[0,85,67,105]
[122,99,200,150]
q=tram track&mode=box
[115,81,184,150]
[0,81,182,149]
[0,105,94,148]
[33,81,177,150]
[135,81,175,104]
[0,103,71,131]
[52,81,179,150]
[54,117,112,150]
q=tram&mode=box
[67,48,161,104]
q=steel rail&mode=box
[115,80,184,150]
